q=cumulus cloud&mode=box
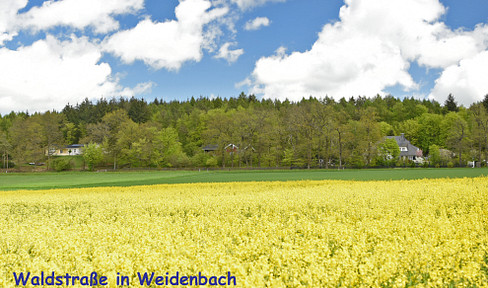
[248,0,488,104]
[2,0,143,37]
[215,42,244,63]
[230,0,285,10]
[429,51,488,106]
[103,0,228,70]
[0,35,145,114]
[0,0,235,114]
[252,38,416,99]
[0,0,28,45]
[244,17,270,31]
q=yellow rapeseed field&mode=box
[1,178,488,287]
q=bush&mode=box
[428,144,441,167]
[168,153,191,168]
[395,159,404,167]
[447,161,454,168]
[349,153,365,169]
[83,143,103,171]
[205,157,218,168]
[191,152,210,167]
[53,158,72,172]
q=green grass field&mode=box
[1,168,487,191]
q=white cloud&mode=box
[429,51,488,106]
[248,0,488,104]
[215,42,244,63]
[0,0,28,45]
[244,17,270,31]
[235,77,251,89]
[131,81,155,95]
[15,0,144,34]
[0,35,144,114]
[230,0,285,10]
[103,0,228,70]
[252,36,415,99]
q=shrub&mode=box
[447,162,454,168]
[428,144,441,167]
[83,143,103,171]
[205,157,218,168]
[168,154,191,168]
[395,159,404,167]
[191,152,210,167]
[53,158,72,172]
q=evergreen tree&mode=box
[444,94,459,112]
[128,97,150,123]
[483,94,488,112]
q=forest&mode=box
[1,92,488,171]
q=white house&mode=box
[49,144,85,156]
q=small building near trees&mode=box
[48,144,85,156]
[225,144,238,154]
[386,133,423,162]
[202,144,218,153]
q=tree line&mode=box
[1,92,488,170]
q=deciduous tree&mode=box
[83,142,103,171]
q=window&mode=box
[400,147,408,152]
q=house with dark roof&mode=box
[386,133,423,162]
[202,144,219,153]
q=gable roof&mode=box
[385,133,421,157]
[202,144,218,152]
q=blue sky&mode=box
[1,0,488,114]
